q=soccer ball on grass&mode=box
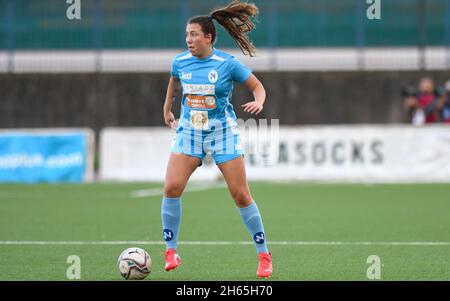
[117,247,152,280]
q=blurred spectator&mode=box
[403,77,442,125]
[440,80,450,123]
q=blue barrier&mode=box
[0,133,88,183]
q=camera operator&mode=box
[440,79,450,123]
[403,77,442,125]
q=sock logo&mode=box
[163,229,174,241]
[253,232,265,244]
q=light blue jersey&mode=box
[170,48,252,165]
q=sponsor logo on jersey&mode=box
[190,110,209,130]
[180,72,192,80]
[186,95,217,109]
[183,84,215,95]
[208,70,218,83]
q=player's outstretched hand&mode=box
[242,101,263,115]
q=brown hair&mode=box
[188,0,259,57]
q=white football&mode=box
[117,247,152,280]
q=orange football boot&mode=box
[164,248,182,272]
[257,252,272,278]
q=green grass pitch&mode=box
[0,182,449,280]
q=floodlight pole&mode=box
[94,0,103,72]
[267,0,278,71]
[445,0,450,69]
[6,0,15,73]
[417,0,426,70]
[356,0,366,70]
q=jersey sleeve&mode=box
[229,58,252,84]
[171,58,179,78]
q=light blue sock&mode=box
[239,201,269,254]
[161,196,182,250]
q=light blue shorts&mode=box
[170,129,244,166]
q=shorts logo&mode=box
[208,70,218,83]
[163,229,174,241]
[254,232,265,244]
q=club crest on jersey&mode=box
[208,70,218,83]
[163,229,174,241]
[254,232,265,244]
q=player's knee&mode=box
[232,190,253,208]
[164,182,184,198]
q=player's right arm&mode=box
[163,76,181,129]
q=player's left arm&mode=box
[242,74,266,115]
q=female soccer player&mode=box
[161,0,272,278]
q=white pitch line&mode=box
[131,183,227,198]
[1,241,450,246]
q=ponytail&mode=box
[209,0,259,57]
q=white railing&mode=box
[1,47,450,73]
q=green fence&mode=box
[1,0,450,50]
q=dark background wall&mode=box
[6,0,449,49]
[1,71,449,134]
